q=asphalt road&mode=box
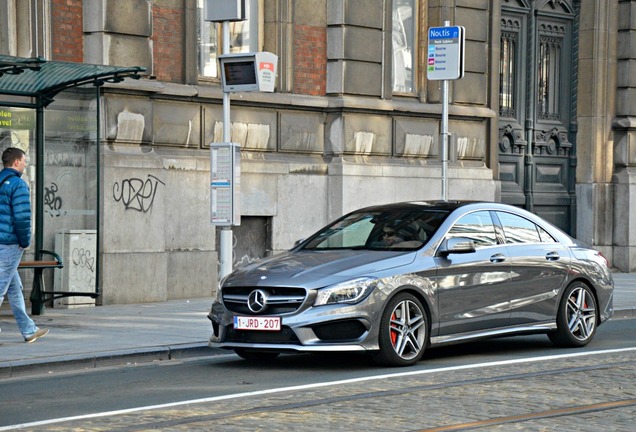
[1,318,635,431]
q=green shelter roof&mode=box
[0,55,145,107]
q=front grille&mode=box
[225,326,301,344]
[222,286,307,315]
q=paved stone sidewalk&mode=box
[0,297,214,378]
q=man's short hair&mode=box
[2,147,26,168]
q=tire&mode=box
[373,292,428,367]
[548,282,597,347]
[234,348,280,361]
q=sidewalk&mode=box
[0,297,216,378]
[1,273,635,379]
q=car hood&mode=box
[223,249,418,289]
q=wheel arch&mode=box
[559,277,601,321]
[385,285,434,339]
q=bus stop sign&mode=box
[427,26,465,81]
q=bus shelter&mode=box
[0,55,144,314]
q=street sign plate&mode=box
[427,26,465,81]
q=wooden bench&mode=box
[21,249,100,315]
[19,249,64,315]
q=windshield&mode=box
[302,208,449,251]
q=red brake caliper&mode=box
[390,312,398,346]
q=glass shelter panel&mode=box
[43,87,98,305]
[0,106,37,230]
[0,106,39,294]
[0,106,36,250]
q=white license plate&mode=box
[234,316,281,331]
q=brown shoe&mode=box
[25,328,49,343]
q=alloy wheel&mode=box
[565,285,597,341]
[388,298,426,360]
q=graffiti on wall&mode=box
[44,182,64,217]
[71,246,96,287]
[113,174,165,212]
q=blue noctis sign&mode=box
[427,26,465,81]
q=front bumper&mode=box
[207,299,379,353]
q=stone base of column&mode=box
[576,182,614,263]
[612,167,636,271]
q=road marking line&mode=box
[2,346,636,431]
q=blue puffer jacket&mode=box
[0,168,32,248]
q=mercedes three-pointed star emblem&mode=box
[247,289,268,313]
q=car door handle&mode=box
[490,253,506,263]
[545,251,560,261]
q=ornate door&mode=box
[498,0,577,235]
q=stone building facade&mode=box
[1,0,634,305]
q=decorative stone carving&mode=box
[498,124,527,154]
[533,127,571,156]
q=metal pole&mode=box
[94,85,101,299]
[35,104,44,255]
[219,20,233,280]
[31,103,45,315]
[441,20,451,202]
[441,79,449,202]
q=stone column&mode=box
[83,0,153,72]
[326,0,386,96]
[575,0,617,261]
[613,0,636,271]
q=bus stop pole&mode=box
[219,20,233,280]
[441,77,449,202]
[440,20,451,202]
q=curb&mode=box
[612,307,635,320]
[0,343,216,379]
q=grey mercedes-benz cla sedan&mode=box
[208,201,614,366]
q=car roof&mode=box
[353,200,482,213]
[350,200,561,226]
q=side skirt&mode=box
[430,321,557,346]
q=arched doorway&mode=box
[498,0,578,235]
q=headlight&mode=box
[314,277,378,306]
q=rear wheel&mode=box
[234,348,280,361]
[548,282,597,347]
[373,292,428,367]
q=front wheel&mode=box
[373,292,428,367]
[548,282,597,347]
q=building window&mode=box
[499,31,517,118]
[392,0,416,94]
[197,0,261,79]
[537,35,562,121]
[0,0,49,58]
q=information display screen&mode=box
[223,61,257,87]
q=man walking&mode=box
[0,147,48,343]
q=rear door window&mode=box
[496,212,542,244]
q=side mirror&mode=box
[438,237,476,257]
